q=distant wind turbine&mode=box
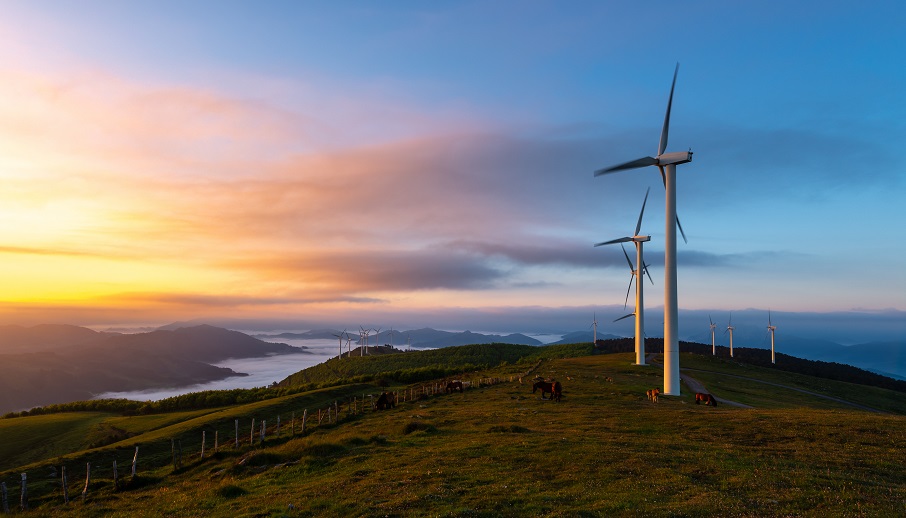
[594,63,693,396]
[767,310,777,364]
[591,313,599,345]
[332,329,348,359]
[725,315,735,358]
[709,316,717,356]
[595,188,653,366]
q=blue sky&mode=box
[0,1,903,341]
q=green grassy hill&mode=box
[1,345,904,516]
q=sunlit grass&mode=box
[2,352,904,515]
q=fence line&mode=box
[3,371,520,509]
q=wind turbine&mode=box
[359,326,370,357]
[595,188,653,365]
[332,329,348,359]
[591,313,598,345]
[594,63,692,396]
[726,315,735,358]
[374,327,382,349]
[767,310,777,364]
[709,316,717,356]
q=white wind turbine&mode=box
[767,310,777,364]
[594,63,692,395]
[591,313,599,345]
[709,316,717,356]
[332,329,348,359]
[359,326,370,357]
[595,187,653,365]
[374,327,382,349]
[726,315,735,358]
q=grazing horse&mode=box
[646,388,660,403]
[375,391,395,410]
[532,380,554,399]
[695,393,717,406]
[446,380,464,393]
[550,381,563,402]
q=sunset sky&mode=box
[0,2,903,338]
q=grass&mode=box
[2,351,904,516]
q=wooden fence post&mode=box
[200,431,206,459]
[276,415,281,437]
[301,409,308,434]
[81,463,90,502]
[20,473,27,511]
[0,481,7,513]
[171,438,176,468]
[131,447,139,477]
[61,465,68,504]
[177,440,182,470]
[112,460,118,490]
[250,418,255,445]
[235,419,239,448]
[334,401,338,422]
[261,420,266,443]
[215,430,219,452]
[291,412,295,436]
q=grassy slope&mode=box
[1,351,904,516]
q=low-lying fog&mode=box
[95,337,339,402]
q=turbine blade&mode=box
[709,314,714,326]
[644,262,654,284]
[594,156,657,176]
[624,276,634,310]
[614,313,635,322]
[594,237,632,247]
[635,187,650,236]
[621,243,634,270]
[676,214,688,244]
[659,63,679,157]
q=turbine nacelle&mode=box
[657,151,693,166]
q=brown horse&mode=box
[375,391,395,410]
[533,380,563,402]
[446,380,464,393]
[532,380,554,399]
[646,388,660,403]
[695,393,717,406]
[551,381,563,402]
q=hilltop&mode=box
[0,341,904,515]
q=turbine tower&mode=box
[595,188,653,365]
[726,315,735,358]
[591,313,598,345]
[594,63,692,395]
[767,310,777,364]
[332,329,348,359]
[709,316,717,355]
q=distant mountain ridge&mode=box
[254,327,542,348]
[0,324,304,414]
